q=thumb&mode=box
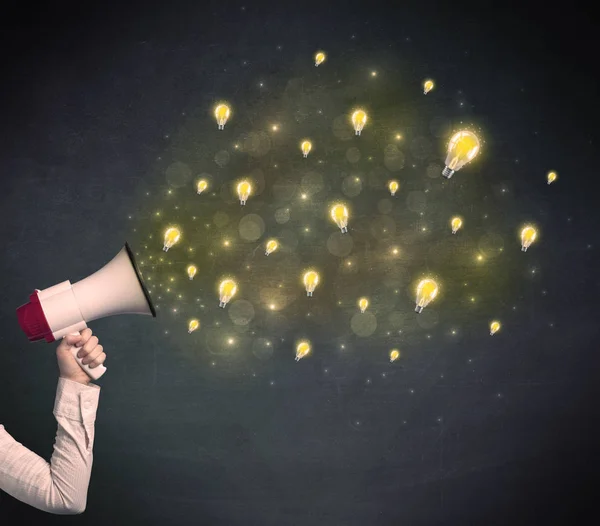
[58,333,82,351]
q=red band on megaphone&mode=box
[16,291,53,342]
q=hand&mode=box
[56,328,106,385]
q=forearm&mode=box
[0,378,100,514]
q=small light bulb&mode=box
[351,109,368,136]
[388,180,399,196]
[214,103,231,130]
[330,203,349,233]
[301,140,312,158]
[520,225,537,252]
[423,79,435,95]
[296,340,311,361]
[163,227,181,252]
[196,179,208,194]
[490,320,501,335]
[187,265,197,280]
[188,319,200,334]
[218,279,237,308]
[442,130,480,179]
[314,51,326,67]
[547,171,558,185]
[358,297,369,313]
[390,349,400,362]
[451,216,463,234]
[303,270,319,297]
[415,278,439,313]
[236,180,252,205]
[265,239,278,256]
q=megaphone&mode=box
[16,242,156,381]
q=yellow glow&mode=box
[196,179,208,194]
[301,140,312,158]
[214,103,231,129]
[451,216,463,234]
[390,349,400,362]
[371,70,377,77]
[187,265,197,280]
[351,109,368,135]
[358,297,369,313]
[476,254,484,262]
[547,171,557,184]
[296,340,311,361]
[330,203,349,233]
[314,51,326,66]
[415,278,439,313]
[395,134,402,140]
[265,239,278,256]
[163,227,181,252]
[218,279,237,307]
[303,270,320,296]
[388,180,399,196]
[237,180,252,205]
[188,319,200,334]
[444,130,480,175]
[520,225,537,252]
[423,79,435,94]
[271,124,279,131]
[490,320,501,335]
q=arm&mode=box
[0,377,100,514]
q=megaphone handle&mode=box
[67,332,107,381]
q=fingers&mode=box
[80,344,105,368]
[77,328,93,347]
[63,333,82,347]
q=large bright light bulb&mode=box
[415,278,439,313]
[423,79,435,94]
[188,319,200,334]
[265,239,278,256]
[389,349,400,362]
[215,103,231,130]
[196,179,208,194]
[218,279,237,308]
[303,270,319,297]
[314,51,326,67]
[301,140,312,158]
[520,225,537,252]
[187,265,197,280]
[490,320,501,336]
[547,171,557,185]
[237,180,252,205]
[351,109,368,136]
[296,341,311,361]
[330,203,349,233]
[358,297,369,313]
[388,180,399,196]
[442,130,480,178]
[451,216,463,234]
[163,227,181,252]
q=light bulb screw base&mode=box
[307,291,312,297]
[442,166,454,178]
[415,305,423,314]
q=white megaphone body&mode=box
[16,242,156,381]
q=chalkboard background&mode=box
[1,1,599,525]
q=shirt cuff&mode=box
[53,377,101,424]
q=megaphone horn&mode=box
[16,242,156,381]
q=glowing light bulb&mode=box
[196,179,208,194]
[547,171,557,185]
[390,349,400,362]
[163,227,181,252]
[296,341,311,361]
[490,320,501,336]
[423,79,435,94]
[451,216,463,234]
[330,203,349,233]
[218,279,237,308]
[520,225,537,252]
[388,180,399,196]
[214,103,231,130]
[442,130,480,179]
[314,51,326,67]
[415,278,438,313]
[188,319,200,334]
[351,109,368,136]
[301,140,312,158]
[265,239,278,256]
[303,270,319,297]
[187,265,197,280]
[237,180,252,205]
[358,297,369,313]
